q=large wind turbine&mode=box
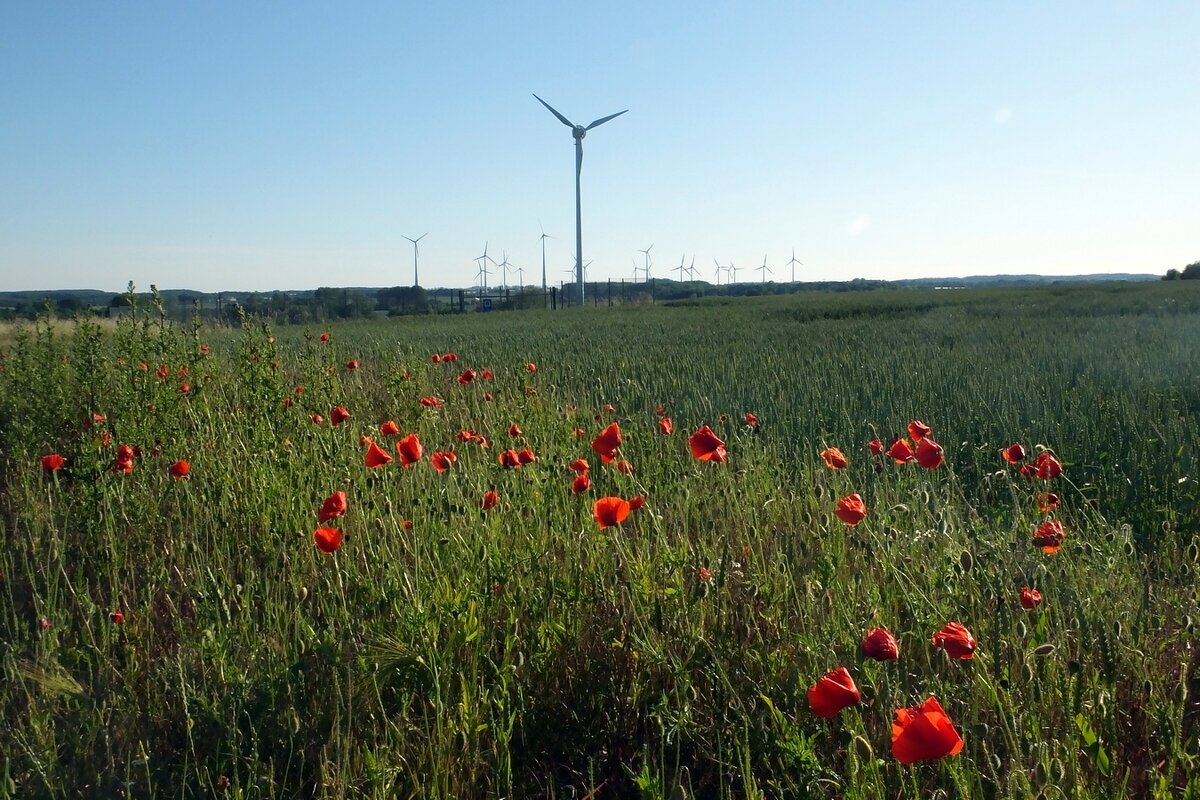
[403,233,427,287]
[533,93,628,305]
[787,248,803,283]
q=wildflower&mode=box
[330,406,351,426]
[365,441,393,468]
[698,565,714,584]
[313,527,343,553]
[396,434,423,467]
[568,458,590,474]
[419,396,443,408]
[891,696,963,764]
[516,447,537,465]
[820,447,848,470]
[614,459,634,474]
[688,425,727,463]
[498,449,523,468]
[431,353,441,363]
[835,493,867,526]
[1001,443,1026,464]
[318,491,348,523]
[931,622,976,660]
[1020,586,1043,610]
[592,422,622,463]
[319,332,330,342]
[345,359,359,370]
[907,420,932,441]
[862,627,901,661]
[310,414,325,425]
[915,438,944,469]
[380,420,400,436]
[169,459,190,479]
[594,496,631,529]
[886,438,915,464]
[110,610,125,624]
[1036,451,1063,480]
[508,423,522,437]
[431,451,457,473]
[629,495,646,510]
[744,412,759,431]
[526,362,537,372]
[458,369,477,384]
[41,453,66,473]
[808,666,862,718]
[1037,492,1061,513]
[868,438,885,456]
[481,489,499,511]
[1033,519,1066,554]
[657,417,673,436]
[572,474,591,494]
[482,369,494,381]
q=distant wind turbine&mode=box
[403,233,427,287]
[674,254,687,281]
[757,254,773,283]
[787,248,803,283]
[637,244,653,282]
[533,93,628,305]
[687,254,697,280]
[538,223,553,292]
[475,242,492,292]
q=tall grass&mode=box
[1,282,1197,798]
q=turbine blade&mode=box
[533,94,575,128]
[585,109,628,130]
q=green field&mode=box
[2,282,1198,798]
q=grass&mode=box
[1,282,1198,798]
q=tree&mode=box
[1182,261,1200,280]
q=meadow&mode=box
[1,281,1198,798]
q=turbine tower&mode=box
[538,223,553,293]
[402,232,427,287]
[638,244,653,282]
[757,254,773,283]
[533,93,628,305]
[787,248,803,283]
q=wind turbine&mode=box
[713,259,725,286]
[688,255,697,280]
[515,265,526,287]
[474,242,492,292]
[638,244,653,282]
[728,261,740,284]
[787,248,803,283]
[674,254,687,281]
[402,233,427,287]
[757,254,773,283]
[498,252,511,291]
[538,223,553,292]
[533,93,628,305]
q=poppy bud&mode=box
[1033,643,1056,657]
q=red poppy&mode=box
[571,474,591,494]
[484,392,494,402]
[517,447,537,465]
[178,383,190,393]
[431,353,442,363]
[419,396,443,408]
[862,627,901,661]
[345,359,359,370]
[593,496,631,529]
[396,433,423,466]
[526,362,537,372]
[310,414,325,425]
[1001,443,1026,465]
[915,438,944,469]
[569,458,590,474]
[908,420,932,441]
[498,449,523,468]
[508,423,522,437]
[1036,451,1063,480]
[591,422,623,464]
[199,343,210,355]
[481,368,494,381]
[657,417,673,436]
[110,610,125,624]
[458,369,477,384]
[481,489,499,511]
[319,332,330,342]
[1033,519,1066,554]
[835,493,867,526]
[1020,586,1043,610]
[891,696,963,764]
[117,444,136,462]
[1037,492,1061,513]
[155,363,169,380]
[330,406,351,426]
[169,459,190,479]
[431,451,457,473]
[698,565,713,583]
[655,404,667,416]
[319,491,348,523]
[380,420,400,436]
[573,427,587,437]
[689,425,728,463]
[744,412,759,430]
[365,441,393,468]
[313,526,343,553]
[808,666,861,718]
[1018,463,1037,478]
[294,385,305,395]
[41,453,66,473]
[613,459,633,474]
[443,352,458,362]
[868,438,885,456]
[886,438,915,464]
[931,622,976,660]
[525,386,538,396]
[629,495,646,510]
[820,447,848,470]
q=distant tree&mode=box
[1163,269,1182,280]
[1182,261,1200,280]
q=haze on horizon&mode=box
[1,2,1197,294]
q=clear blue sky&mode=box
[2,1,1197,292]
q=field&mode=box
[2,282,1199,798]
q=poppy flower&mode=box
[431,353,441,363]
[886,438,915,464]
[498,449,522,468]
[443,352,458,362]
[868,438,885,456]
[156,364,170,380]
[1037,492,1061,513]
[110,610,125,624]
[345,359,359,370]
[310,414,325,425]
[573,427,587,437]
[569,458,590,474]
[457,369,477,384]
[319,332,330,342]
[1032,519,1066,554]
[481,489,499,511]
[907,420,932,441]
[689,425,728,463]
[484,392,494,402]
[931,622,976,660]
[419,396,444,408]
[525,387,538,396]
[698,565,714,584]
[313,527,343,553]
[571,474,591,494]
[835,493,867,526]
[744,412,759,431]
[380,420,400,436]
[318,491,348,523]
[1018,463,1037,478]
[330,406,351,426]
[431,451,457,473]
[1020,586,1043,610]
[862,627,901,661]
[508,423,522,437]
[365,441,393,468]
[629,495,646,510]
[591,422,622,463]
[1001,443,1026,465]
[593,496,631,529]
[169,459,190,479]
[655,404,667,416]
[178,383,190,393]
[396,433,423,466]
[1035,451,1063,480]
[657,417,673,436]
[517,448,537,465]
[526,362,537,372]
[117,444,136,462]
[199,343,210,355]
[614,459,634,474]
[915,438,944,469]
[808,666,861,718]
[891,696,963,764]
[41,453,66,473]
[820,447,848,470]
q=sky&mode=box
[1,1,1197,293]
